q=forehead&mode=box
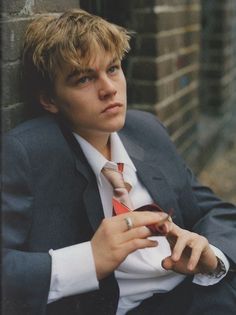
[82,49,117,69]
[57,49,119,79]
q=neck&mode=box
[78,131,111,160]
[92,138,111,160]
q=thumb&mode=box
[162,256,175,270]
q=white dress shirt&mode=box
[48,132,229,314]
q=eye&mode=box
[77,76,92,85]
[108,65,120,74]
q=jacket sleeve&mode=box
[2,135,51,315]
[186,165,236,268]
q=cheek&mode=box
[121,76,127,93]
[117,77,126,94]
[57,92,84,112]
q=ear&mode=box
[39,93,59,114]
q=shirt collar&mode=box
[110,133,136,171]
[73,132,136,186]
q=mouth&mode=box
[101,103,122,114]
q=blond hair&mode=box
[22,9,131,102]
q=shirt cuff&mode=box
[193,244,230,286]
[48,242,99,303]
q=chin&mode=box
[111,115,126,132]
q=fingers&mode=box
[107,221,157,244]
[125,238,158,254]
[187,236,209,270]
[166,225,210,273]
[112,211,171,233]
[91,213,160,280]
[162,257,174,270]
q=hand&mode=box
[91,211,168,280]
[161,222,218,275]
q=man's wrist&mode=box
[208,257,226,278]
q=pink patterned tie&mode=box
[102,163,173,234]
[102,163,134,213]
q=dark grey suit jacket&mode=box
[2,110,236,315]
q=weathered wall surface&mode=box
[1,0,80,131]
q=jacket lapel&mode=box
[74,158,105,231]
[120,134,182,226]
[58,118,105,232]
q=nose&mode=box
[98,75,117,100]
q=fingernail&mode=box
[188,264,193,270]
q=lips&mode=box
[101,103,122,113]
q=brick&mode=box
[201,97,225,114]
[156,80,176,103]
[135,35,158,57]
[33,0,79,13]
[156,100,180,122]
[2,0,27,13]
[139,35,175,57]
[202,16,231,34]
[1,17,33,62]
[200,81,234,108]
[155,71,198,104]
[130,57,176,81]
[172,122,197,148]
[202,0,227,11]
[2,0,79,14]
[128,82,158,104]
[156,88,198,121]
[137,30,200,57]
[133,12,157,33]
[130,59,157,81]
[201,50,230,64]
[176,50,199,70]
[165,103,198,134]
[2,62,23,107]
[178,71,198,89]
[158,99,182,120]
[133,10,199,34]
[178,135,198,162]
[176,10,200,29]
[131,0,158,8]
[202,69,224,79]
[132,0,199,7]
[133,12,174,33]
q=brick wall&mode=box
[196,0,236,170]
[1,0,80,131]
[124,0,236,170]
[125,0,201,165]
[200,0,236,114]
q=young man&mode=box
[2,9,236,315]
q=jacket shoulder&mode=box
[126,109,162,124]
[5,114,58,138]
[123,110,168,140]
[2,114,71,165]
[3,115,65,151]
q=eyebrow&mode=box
[66,57,119,82]
[66,68,93,83]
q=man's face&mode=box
[44,49,127,142]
